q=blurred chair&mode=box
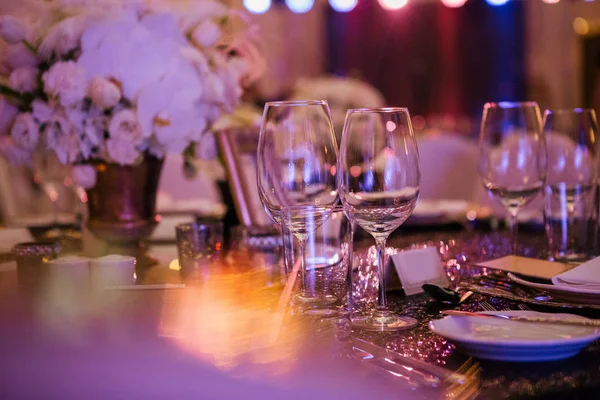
[288,75,385,140]
[417,133,481,201]
[157,155,225,216]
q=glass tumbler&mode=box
[13,241,61,293]
[176,220,224,282]
[283,207,353,316]
[544,184,599,261]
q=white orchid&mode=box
[43,61,87,107]
[0,2,263,168]
[78,13,184,100]
[137,67,206,153]
[11,112,39,150]
[90,76,121,109]
[8,67,38,93]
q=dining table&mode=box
[1,222,600,400]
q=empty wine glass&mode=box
[479,102,546,255]
[339,107,420,331]
[257,100,339,306]
[543,108,599,260]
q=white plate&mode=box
[429,311,600,362]
[508,273,600,304]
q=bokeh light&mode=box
[542,0,560,3]
[243,0,271,14]
[329,0,358,12]
[441,0,467,7]
[286,0,314,13]
[574,17,590,35]
[486,0,509,6]
[378,0,408,11]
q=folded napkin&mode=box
[552,257,600,289]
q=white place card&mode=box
[390,247,449,296]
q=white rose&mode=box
[90,76,121,109]
[5,43,38,70]
[72,164,97,189]
[0,135,31,165]
[43,61,87,107]
[191,20,221,48]
[0,16,27,44]
[0,96,18,134]
[106,109,142,165]
[8,67,38,93]
[106,138,140,165]
[108,109,142,142]
[11,113,39,150]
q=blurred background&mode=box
[247,0,600,135]
[0,0,598,230]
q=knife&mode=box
[441,310,600,328]
[351,337,466,386]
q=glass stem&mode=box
[298,237,308,295]
[375,237,388,310]
[346,221,355,312]
[509,208,519,255]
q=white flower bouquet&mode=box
[0,0,264,169]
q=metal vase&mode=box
[85,155,163,265]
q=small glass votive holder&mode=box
[283,206,353,315]
[544,183,599,261]
[13,241,61,293]
[176,220,224,281]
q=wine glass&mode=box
[543,108,599,260]
[338,107,420,331]
[257,100,339,306]
[479,102,546,255]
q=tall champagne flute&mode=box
[479,102,546,254]
[257,100,339,305]
[339,108,420,331]
[543,108,599,260]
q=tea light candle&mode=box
[90,255,136,288]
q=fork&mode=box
[479,301,496,312]
[479,300,531,312]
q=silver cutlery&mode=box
[351,337,467,386]
[441,310,600,328]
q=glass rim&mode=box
[484,101,539,109]
[175,220,223,231]
[544,108,596,115]
[347,107,409,114]
[264,100,328,107]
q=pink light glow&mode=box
[441,0,467,7]
[378,0,407,10]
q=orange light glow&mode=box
[350,165,362,177]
